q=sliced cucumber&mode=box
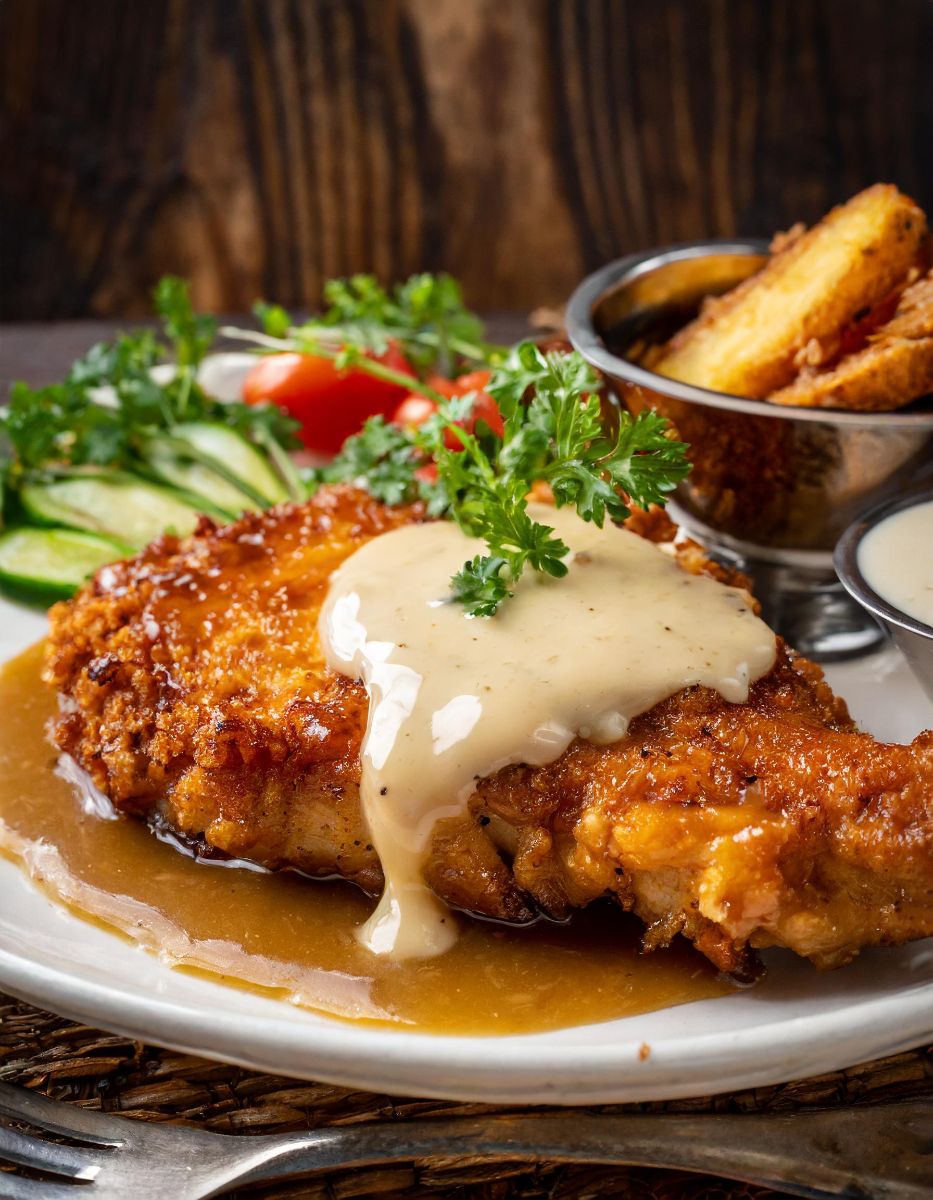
[163,423,291,507]
[20,473,205,550]
[140,435,264,515]
[252,428,306,503]
[0,527,127,604]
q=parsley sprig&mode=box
[228,272,506,379]
[315,342,690,616]
[1,278,299,476]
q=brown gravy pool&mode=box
[0,644,733,1034]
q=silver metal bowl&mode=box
[834,491,933,700]
[566,240,933,660]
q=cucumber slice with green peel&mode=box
[140,436,264,515]
[0,527,127,604]
[166,423,291,506]
[253,429,306,503]
[20,474,205,550]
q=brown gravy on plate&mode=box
[0,644,733,1034]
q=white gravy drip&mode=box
[319,505,777,959]
[858,500,933,628]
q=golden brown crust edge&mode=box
[653,184,929,400]
[43,488,933,975]
[768,270,933,411]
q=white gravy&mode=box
[320,505,776,959]
[858,500,933,628]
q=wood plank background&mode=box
[2,0,931,321]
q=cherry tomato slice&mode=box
[393,394,438,429]
[413,462,439,485]
[243,343,414,456]
[391,370,502,449]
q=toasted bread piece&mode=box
[653,185,928,398]
[769,271,933,411]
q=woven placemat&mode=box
[1,994,929,1198]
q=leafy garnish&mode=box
[253,300,292,340]
[67,330,161,388]
[317,342,690,615]
[244,272,503,377]
[1,278,300,489]
[2,271,690,619]
[314,416,429,508]
[154,277,217,368]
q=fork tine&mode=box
[0,1085,124,1146]
[0,1174,82,1200]
[0,1125,103,1181]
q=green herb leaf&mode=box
[2,381,90,468]
[450,555,511,617]
[253,300,293,340]
[307,338,690,616]
[153,277,216,368]
[222,400,302,451]
[231,273,502,378]
[392,273,487,374]
[311,416,428,507]
[598,408,692,509]
[68,331,162,387]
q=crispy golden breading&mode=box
[769,271,933,411]
[44,488,933,974]
[653,184,928,398]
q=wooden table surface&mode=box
[4,0,932,322]
[0,319,930,1199]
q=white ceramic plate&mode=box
[1,596,931,1104]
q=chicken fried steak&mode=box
[45,486,933,975]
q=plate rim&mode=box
[0,914,931,1103]
[1,599,931,1104]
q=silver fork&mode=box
[0,1081,930,1200]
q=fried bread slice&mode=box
[768,270,933,410]
[653,184,928,398]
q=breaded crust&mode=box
[769,271,933,410]
[44,487,933,974]
[653,184,928,398]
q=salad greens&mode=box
[1,272,690,613]
[0,278,303,601]
[3,278,299,477]
[249,272,504,377]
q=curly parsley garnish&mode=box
[245,272,505,378]
[311,342,690,617]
